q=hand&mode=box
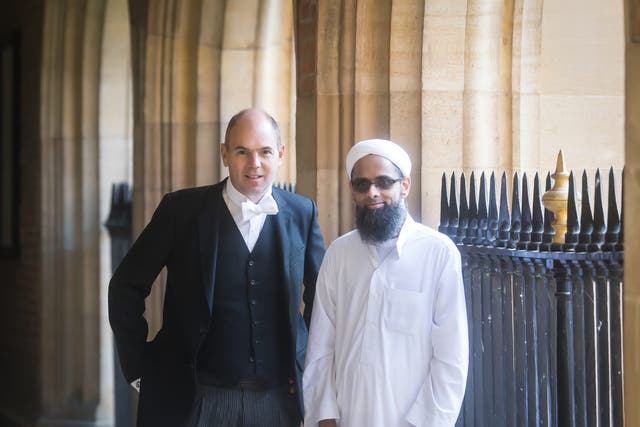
[318,420,337,427]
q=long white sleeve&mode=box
[303,254,341,426]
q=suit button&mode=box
[248,260,255,266]
[251,300,257,305]
[255,339,261,344]
[249,280,256,286]
[249,356,254,362]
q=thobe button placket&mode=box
[360,268,384,366]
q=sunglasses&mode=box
[351,176,403,193]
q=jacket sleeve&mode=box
[405,247,469,427]
[108,193,175,382]
[302,199,325,328]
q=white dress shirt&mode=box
[222,180,278,252]
[303,215,469,427]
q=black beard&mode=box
[355,201,407,244]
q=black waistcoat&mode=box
[196,206,292,387]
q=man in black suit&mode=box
[108,108,325,426]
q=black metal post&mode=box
[105,183,134,427]
[554,260,576,427]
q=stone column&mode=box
[511,0,543,173]
[39,1,105,425]
[296,0,360,241]
[421,0,467,227]
[462,0,507,173]
[293,0,318,211]
[195,0,225,186]
[390,0,424,219]
[220,0,296,183]
[254,0,296,181]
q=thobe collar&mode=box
[394,213,415,258]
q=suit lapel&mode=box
[272,190,293,304]
[198,182,223,312]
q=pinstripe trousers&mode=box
[182,383,301,427]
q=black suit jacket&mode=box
[108,179,325,426]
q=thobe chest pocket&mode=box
[382,287,426,335]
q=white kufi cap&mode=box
[345,139,412,178]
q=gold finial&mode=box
[555,149,565,173]
[541,150,580,243]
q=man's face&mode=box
[350,154,410,210]
[350,154,411,243]
[221,111,284,203]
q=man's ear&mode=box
[220,143,229,167]
[400,176,411,198]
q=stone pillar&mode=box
[293,0,318,211]
[220,0,259,154]
[390,0,424,219]
[220,0,296,181]
[511,0,543,173]
[195,0,225,186]
[297,0,362,241]
[353,0,391,141]
[39,1,106,425]
[624,0,640,424]
[421,0,467,227]
[254,0,296,181]
[462,0,506,172]
[311,0,340,240]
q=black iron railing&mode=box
[440,169,624,427]
[105,182,134,427]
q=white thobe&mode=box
[303,215,468,427]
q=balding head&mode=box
[224,108,281,149]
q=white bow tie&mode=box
[241,196,278,221]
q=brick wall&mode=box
[0,1,44,425]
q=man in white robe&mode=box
[303,139,469,427]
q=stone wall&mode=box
[0,2,43,425]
